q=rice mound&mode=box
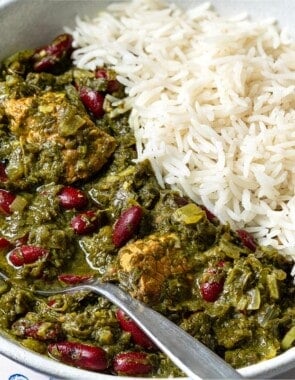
[68,0,295,258]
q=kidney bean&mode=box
[107,79,122,94]
[200,281,224,302]
[173,195,189,207]
[200,260,226,302]
[0,189,16,215]
[217,260,225,267]
[58,186,88,210]
[48,341,109,371]
[113,352,153,376]
[70,210,101,235]
[8,245,48,267]
[58,274,92,285]
[200,205,217,223]
[236,229,257,252]
[47,299,57,307]
[12,319,63,342]
[0,162,7,182]
[79,86,105,118]
[46,33,73,57]
[116,310,156,350]
[33,56,58,73]
[0,237,12,253]
[94,67,122,94]
[94,68,108,79]
[33,33,73,73]
[15,234,29,246]
[112,205,143,248]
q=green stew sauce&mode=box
[0,39,294,377]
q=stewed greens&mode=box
[0,35,294,377]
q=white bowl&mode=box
[0,1,294,379]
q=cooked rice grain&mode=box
[67,0,295,258]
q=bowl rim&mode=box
[1,332,295,379]
[0,0,294,379]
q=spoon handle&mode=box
[87,282,244,380]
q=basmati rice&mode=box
[67,0,295,260]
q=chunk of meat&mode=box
[3,91,116,187]
[117,233,192,303]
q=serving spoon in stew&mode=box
[0,272,244,380]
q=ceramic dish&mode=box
[0,0,294,379]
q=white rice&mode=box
[67,0,295,259]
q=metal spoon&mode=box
[30,278,244,380]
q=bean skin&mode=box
[58,186,88,210]
[116,309,157,350]
[15,234,29,246]
[12,319,63,342]
[0,237,12,253]
[8,245,48,267]
[112,205,143,248]
[79,86,105,118]
[94,68,108,79]
[200,205,217,223]
[113,352,153,376]
[200,261,226,302]
[33,33,73,73]
[94,67,122,94]
[70,210,101,235]
[33,56,58,73]
[58,274,92,284]
[48,341,109,371]
[46,33,73,57]
[0,162,7,182]
[236,229,257,252]
[200,281,224,302]
[0,189,16,215]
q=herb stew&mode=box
[0,34,294,377]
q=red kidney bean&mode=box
[70,210,101,235]
[200,205,217,223]
[200,260,226,302]
[47,299,57,307]
[0,163,8,182]
[217,260,225,267]
[8,245,48,267]
[58,186,88,210]
[173,195,189,207]
[112,205,143,248]
[116,310,156,350]
[94,68,108,79]
[106,79,122,94]
[0,237,12,253]
[33,33,73,73]
[15,234,29,246]
[94,68,122,94]
[33,56,58,73]
[58,274,92,285]
[113,352,153,376]
[0,189,16,215]
[236,229,257,252]
[46,33,73,57]
[48,341,109,371]
[79,86,105,118]
[200,281,224,302]
[12,319,63,342]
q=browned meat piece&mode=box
[3,91,116,187]
[117,233,192,303]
